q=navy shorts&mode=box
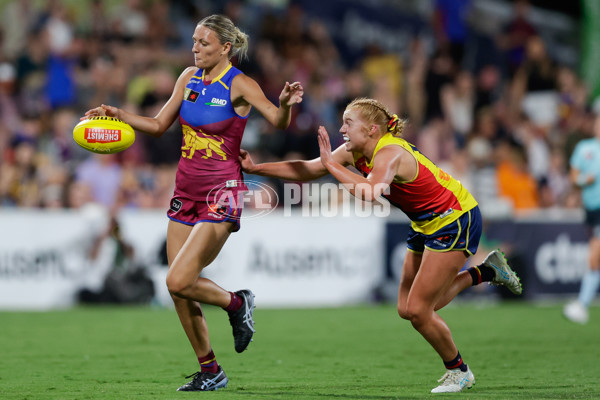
[167,193,242,232]
[585,208,600,238]
[407,206,482,255]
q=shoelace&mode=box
[185,371,201,380]
[437,370,463,385]
[184,370,223,389]
[242,301,256,332]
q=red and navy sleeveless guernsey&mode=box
[353,133,478,235]
[176,63,248,201]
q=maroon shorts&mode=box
[167,194,242,232]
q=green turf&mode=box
[1,303,598,399]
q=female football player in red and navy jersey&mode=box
[240,97,522,394]
[83,15,303,392]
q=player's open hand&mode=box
[317,126,333,168]
[239,149,256,173]
[279,81,304,107]
[81,104,120,121]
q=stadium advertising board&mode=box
[0,209,101,309]
[0,209,587,309]
[200,212,384,307]
[0,209,383,309]
[485,221,589,298]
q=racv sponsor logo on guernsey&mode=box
[85,128,121,143]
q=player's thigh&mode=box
[407,249,468,312]
[169,221,234,279]
[167,219,194,267]
[398,250,423,315]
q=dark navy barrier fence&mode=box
[385,220,589,300]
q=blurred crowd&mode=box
[0,0,592,215]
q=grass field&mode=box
[1,302,599,399]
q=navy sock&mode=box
[444,352,468,372]
[467,265,495,285]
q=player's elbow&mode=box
[275,120,289,130]
[140,117,168,138]
[151,120,169,137]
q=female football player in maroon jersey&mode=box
[83,14,303,391]
[241,97,522,393]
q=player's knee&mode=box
[397,304,410,320]
[169,292,186,304]
[166,274,191,296]
[403,306,429,328]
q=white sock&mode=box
[578,270,600,307]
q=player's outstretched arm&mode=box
[317,126,403,201]
[240,144,351,182]
[81,67,196,138]
[235,75,303,130]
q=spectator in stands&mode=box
[0,135,39,206]
[510,36,558,128]
[496,139,540,211]
[74,153,123,209]
[0,0,588,226]
[424,47,457,122]
[497,0,537,76]
[556,66,588,133]
[441,69,475,147]
[474,64,502,114]
[432,0,472,66]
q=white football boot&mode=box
[431,366,475,393]
[563,301,589,324]
[483,250,523,295]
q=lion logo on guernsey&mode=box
[181,125,227,160]
[85,128,121,143]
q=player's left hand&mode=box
[317,126,333,167]
[279,81,304,107]
[239,149,256,173]
[81,104,121,121]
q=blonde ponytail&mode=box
[198,15,249,61]
[231,27,249,61]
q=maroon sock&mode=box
[198,349,219,374]
[223,291,242,312]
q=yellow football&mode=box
[73,116,135,154]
